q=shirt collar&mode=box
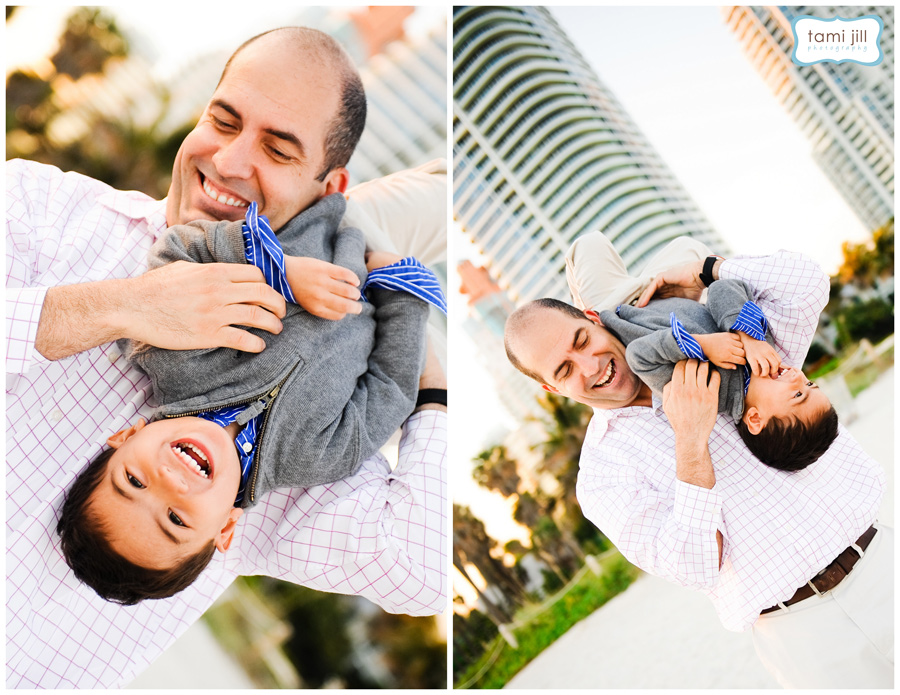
[97,190,168,240]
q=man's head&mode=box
[504,298,651,409]
[738,366,838,471]
[58,417,244,604]
[166,27,366,231]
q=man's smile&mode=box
[594,358,618,388]
[199,172,250,209]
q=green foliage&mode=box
[454,554,640,689]
[840,297,894,344]
[453,610,499,683]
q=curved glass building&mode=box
[453,6,726,304]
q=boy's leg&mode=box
[343,159,446,266]
[565,232,711,312]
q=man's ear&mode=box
[322,166,349,196]
[742,407,765,435]
[215,508,244,553]
[541,383,560,394]
[107,419,147,449]
[584,309,603,325]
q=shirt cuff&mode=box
[6,287,51,375]
[730,301,768,341]
[363,257,448,315]
[673,479,722,532]
[670,312,707,360]
[241,202,297,304]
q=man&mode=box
[6,27,447,688]
[504,232,890,688]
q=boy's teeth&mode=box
[173,443,209,478]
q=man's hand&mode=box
[663,360,720,489]
[36,262,288,360]
[284,255,362,321]
[692,332,745,370]
[738,332,781,377]
[636,258,722,308]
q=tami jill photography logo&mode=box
[791,15,884,66]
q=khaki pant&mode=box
[751,524,894,688]
[564,231,711,312]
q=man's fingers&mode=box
[671,359,686,383]
[216,326,267,353]
[225,304,284,335]
[636,277,662,308]
[707,366,721,392]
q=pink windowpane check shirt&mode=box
[578,250,884,631]
[5,159,447,688]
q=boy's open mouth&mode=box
[771,366,788,380]
[172,441,212,479]
[595,359,617,388]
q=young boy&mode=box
[57,192,445,605]
[598,278,838,471]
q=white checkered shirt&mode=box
[6,159,447,687]
[578,250,884,631]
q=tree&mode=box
[472,444,521,497]
[453,504,527,624]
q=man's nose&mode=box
[572,350,596,374]
[212,132,254,180]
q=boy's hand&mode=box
[284,256,362,321]
[738,331,781,377]
[365,251,403,272]
[692,332,745,370]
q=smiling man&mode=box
[7,24,447,689]
[504,232,890,688]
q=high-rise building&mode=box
[723,6,894,230]
[453,6,726,306]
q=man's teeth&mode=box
[597,361,615,387]
[173,443,210,478]
[202,178,247,208]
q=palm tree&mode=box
[453,504,526,624]
[471,444,521,497]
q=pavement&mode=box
[506,368,894,689]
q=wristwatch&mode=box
[416,388,447,407]
[699,255,721,287]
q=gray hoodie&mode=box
[120,194,429,506]
[599,279,772,421]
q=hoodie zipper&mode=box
[163,363,299,503]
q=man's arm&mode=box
[577,360,724,587]
[236,407,447,615]
[34,262,286,359]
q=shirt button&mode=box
[242,442,253,453]
[108,352,119,364]
[50,409,64,423]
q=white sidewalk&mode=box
[506,368,894,689]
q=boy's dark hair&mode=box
[57,447,216,606]
[737,405,840,472]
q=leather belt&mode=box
[761,526,877,615]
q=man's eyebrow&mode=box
[572,327,586,348]
[210,99,306,158]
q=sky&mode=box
[449,5,879,557]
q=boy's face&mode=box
[89,418,244,570]
[742,366,831,432]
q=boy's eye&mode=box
[168,510,186,528]
[126,473,144,489]
[795,391,803,398]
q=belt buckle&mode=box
[850,541,866,560]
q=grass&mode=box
[455,552,640,689]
